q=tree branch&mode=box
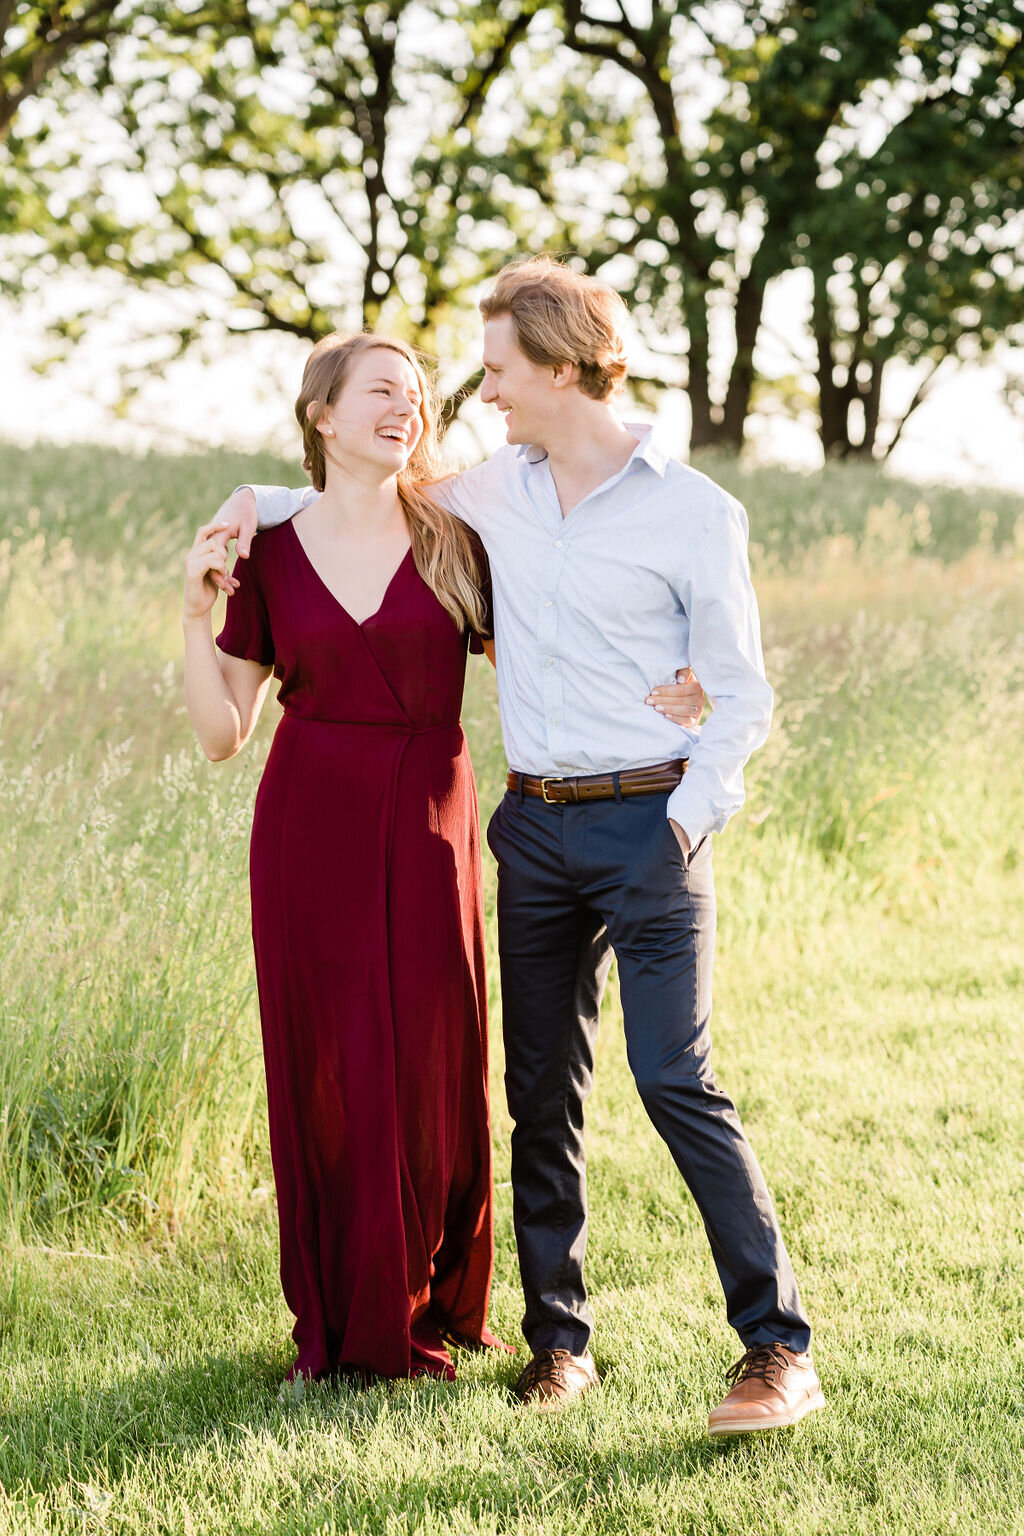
[453,1,542,132]
[0,1,121,136]
[440,367,485,428]
[881,355,946,458]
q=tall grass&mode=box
[1,441,1021,1246]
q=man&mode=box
[215,257,823,1436]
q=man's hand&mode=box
[646,667,705,728]
[208,487,258,594]
[669,818,691,862]
[183,519,234,621]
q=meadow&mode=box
[0,440,1022,1535]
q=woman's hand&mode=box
[208,488,259,593]
[646,668,705,729]
[184,520,238,621]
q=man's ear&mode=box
[551,361,579,390]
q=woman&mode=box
[184,332,504,1382]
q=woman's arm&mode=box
[183,520,272,761]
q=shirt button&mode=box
[555,540,564,548]
[546,658,555,667]
[544,600,552,608]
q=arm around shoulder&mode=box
[238,483,317,529]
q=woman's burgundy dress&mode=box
[217,521,503,1381]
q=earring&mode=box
[324,428,335,437]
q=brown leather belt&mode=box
[506,758,688,805]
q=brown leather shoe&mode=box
[512,1348,599,1408]
[707,1342,825,1437]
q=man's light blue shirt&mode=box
[241,426,773,849]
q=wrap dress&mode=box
[217,519,503,1381]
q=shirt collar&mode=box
[518,422,671,478]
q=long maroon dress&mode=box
[217,520,503,1382]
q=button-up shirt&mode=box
[241,426,773,848]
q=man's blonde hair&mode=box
[479,255,628,401]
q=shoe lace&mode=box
[522,1348,571,1391]
[725,1343,788,1388]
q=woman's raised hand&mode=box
[645,668,706,728]
[183,520,238,622]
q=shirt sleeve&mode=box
[466,534,494,654]
[428,451,511,532]
[665,494,773,849]
[216,548,274,666]
[235,484,317,529]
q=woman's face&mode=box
[320,348,425,476]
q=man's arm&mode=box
[666,495,773,855]
[216,446,509,562]
[227,483,315,552]
[238,483,316,529]
[204,483,315,590]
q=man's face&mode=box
[480,315,561,446]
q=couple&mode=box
[183,255,824,1437]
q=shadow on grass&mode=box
[0,1341,811,1531]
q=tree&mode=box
[801,4,1023,457]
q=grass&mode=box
[0,440,1022,1534]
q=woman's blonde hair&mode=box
[295,332,488,638]
[479,255,628,400]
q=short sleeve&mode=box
[216,550,274,666]
[466,532,494,654]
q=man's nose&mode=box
[480,377,496,403]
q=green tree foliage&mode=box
[1,0,123,139]
[800,4,1024,456]
[0,2,254,240]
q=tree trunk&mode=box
[812,274,851,457]
[859,357,882,457]
[721,271,765,451]
[685,288,715,449]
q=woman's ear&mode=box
[309,402,335,438]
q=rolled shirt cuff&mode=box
[666,778,726,854]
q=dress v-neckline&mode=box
[288,519,413,628]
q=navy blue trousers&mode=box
[486,788,811,1357]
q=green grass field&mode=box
[1,441,1022,1534]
